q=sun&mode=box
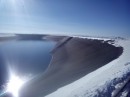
[6,73,24,97]
[10,0,17,4]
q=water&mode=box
[0,40,55,88]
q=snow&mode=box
[120,90,128,97]
[45,37,130,97]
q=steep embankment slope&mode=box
[46,37,130,97]
[19,36,123,97]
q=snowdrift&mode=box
[19,36,124,97]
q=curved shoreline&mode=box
[19,36,123,97]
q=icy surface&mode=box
[45,37,130,97]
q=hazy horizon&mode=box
[0,0,130,37]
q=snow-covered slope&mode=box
[46,37,130,97]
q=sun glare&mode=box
[10,0,16,4]
[6,73,24,97]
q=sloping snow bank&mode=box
[46,38,130,97]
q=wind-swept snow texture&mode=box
[19,36,125,97]
[45,37,130,97]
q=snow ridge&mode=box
[46,37,130,97]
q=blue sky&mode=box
[0,0,130,37]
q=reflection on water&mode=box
[0,40,55,88]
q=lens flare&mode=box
[6,73,24,97]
